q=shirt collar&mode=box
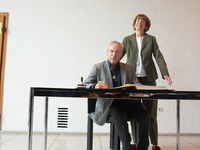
[107,59,120,71]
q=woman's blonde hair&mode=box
[133,14,151,32]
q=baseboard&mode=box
[0,130,199,136]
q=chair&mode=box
[87,98,139,150]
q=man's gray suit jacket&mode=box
[84,60,140,126]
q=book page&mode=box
[111,84,136,89]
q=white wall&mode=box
[1,0,200,133]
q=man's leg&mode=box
[128,102,150,150]
[110,100,149,150]
[109,105,135,150]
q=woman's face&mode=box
[134,18,147,31]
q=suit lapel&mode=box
[141,33,151,50]
[119,63,127,85]
[129,33,137,52]
[129,33,151,52]
[104,61,113,88]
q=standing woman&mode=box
[122,14,172,150]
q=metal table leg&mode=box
[177,100,180,150]
[28,88,34,150]
[44,97,49,150]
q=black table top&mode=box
[30,87,200,100]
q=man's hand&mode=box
[95,81,108,89]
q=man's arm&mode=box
[84,65,98,88]
[84,64,109,89]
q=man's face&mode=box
[107,43,123,66]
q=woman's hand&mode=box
[164,75,172,86]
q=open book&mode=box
[111,84,137,89]
[112,84,168,90]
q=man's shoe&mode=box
[152,145,161,150]
[131,143,136,149]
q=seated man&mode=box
[84,41,149,150]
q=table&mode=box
[28,87,200,150]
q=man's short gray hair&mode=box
[109,41,124,50]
